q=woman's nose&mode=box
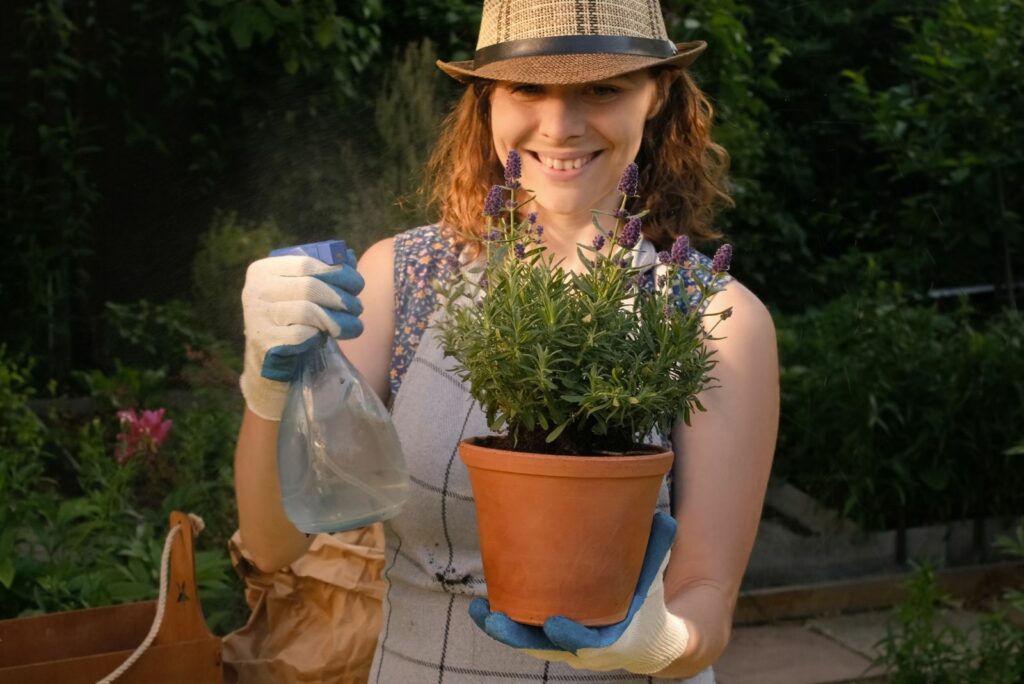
[537,95,585,142]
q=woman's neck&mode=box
[538,216,595,272]
[533,205,621,273]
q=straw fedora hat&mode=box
[436,0,706,85]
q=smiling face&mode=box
[489,71,659,226]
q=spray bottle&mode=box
[271,240,408,533]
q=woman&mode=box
[235,1,779,681]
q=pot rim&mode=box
[459,437,674,478]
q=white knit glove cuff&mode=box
[610,606,690,674]
[573,580,689,674]
[523,557,690,675]
[239,342,290,421]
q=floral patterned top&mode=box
[388,224,732,404]
[388,225,460,404]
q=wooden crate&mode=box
[0,511,222,683]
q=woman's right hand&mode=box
[239,251,365,421]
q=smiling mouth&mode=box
[528,150,602,171]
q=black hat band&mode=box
[474,35,678,68]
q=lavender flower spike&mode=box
[617,217,642,249]
[505,149,522,188]
[527,211,538,224]
[670,235,690,266]
[617,162,639,196]
[483,185,503,217]
[514,243,526,259]
[712,243,733,273]
[592,234,606,251]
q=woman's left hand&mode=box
[468,512,689,674]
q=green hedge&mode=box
[775,274,1024,530]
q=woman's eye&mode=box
[510,84,542,95]
[586,85,620,97]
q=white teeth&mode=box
[539,153,594,170]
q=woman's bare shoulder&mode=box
[337,236,396,402]
[708,276,776,343]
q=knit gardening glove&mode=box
[469,512,688,675]
[239,251,364,420]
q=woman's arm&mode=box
[233,237,397,573]
[654,278,780,677]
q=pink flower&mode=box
[115,408,173,464]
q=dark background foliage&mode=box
[2,0,1020,379]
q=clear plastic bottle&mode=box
[272,240,409,534]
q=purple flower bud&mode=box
[505,149,522,186]
[445,252,460,273]
[657,251,671,264]
[514,243,526,259]
[535,225,544,238]
[656,274,666,289]
[670,235,690,266]
[487,229,501,241]
[614,209,630,220]
[617,162,639,196]
[712,243,733,273]
[617,217,642,249]
[592,234,606,251]
[617,258,631,268]
[505,199,517,210]
[527,211,538,224]
[483,185,503,217]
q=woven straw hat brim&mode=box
[436,40,706,85]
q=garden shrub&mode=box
[0,346,246,632]
[102,299,207,377]
[950,312,1024,520]
[775,271,1023,530]
[776,279,959,529]
[0,347,49,607]
[878,526,1024,682]
[74,361,169,412]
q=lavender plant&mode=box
[436,151,734,455]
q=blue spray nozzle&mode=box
[269,240,350,266]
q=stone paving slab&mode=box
[715,623,882,684]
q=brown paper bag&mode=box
[223,524,385,684]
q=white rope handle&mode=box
[96,513,205,684]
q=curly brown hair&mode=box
[422,67,733,256]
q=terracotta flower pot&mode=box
[458,438,674,626]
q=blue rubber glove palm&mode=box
[469,512,689,674]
